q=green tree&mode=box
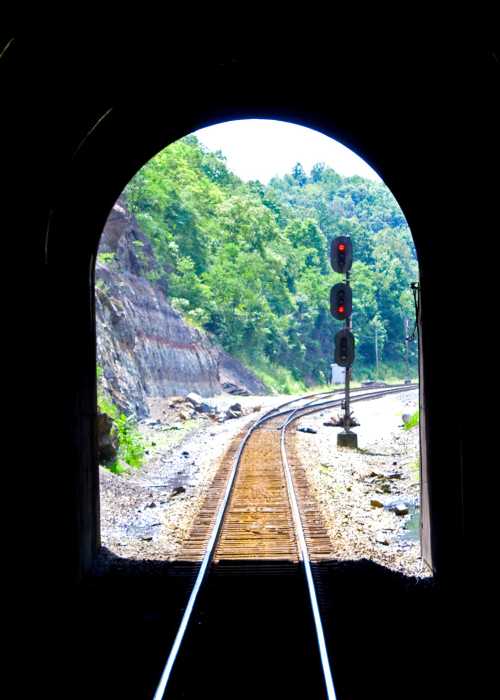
[292,162,307,187]
[114,134,418,386]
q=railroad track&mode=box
[153,383,418,699]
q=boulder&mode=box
[171,486,186,497]
[186,392,204,408]
[217,351,268,395]
[392,503,409,516]
[97,412,118,464]
[169,396,186,406]
[198,402,215,413]
[185,392,216,414]
[222,382,251,396]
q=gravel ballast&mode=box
[293,390,432,578]
[98,389,431,579]
[98,394,284,566]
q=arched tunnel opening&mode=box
[6,35,482,699]
[55,110,447,698]
[90,119,436,698]
[94,119,428,584]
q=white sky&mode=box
[195,119,382,184]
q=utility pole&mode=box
[374,324,379,379]
[404,316,411,384]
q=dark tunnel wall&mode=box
[4,35,494,598]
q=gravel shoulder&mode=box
[98,394,284,566]
[293,390,432,578]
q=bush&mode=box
[114,413,145,469]
[97,251,116,266]
[404,410,420,430]
[97,384,145,473]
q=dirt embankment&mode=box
[96,200,267,419]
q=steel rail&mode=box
[269,383,418,423]
[151,383,418,699]
[151,390,339,700]
[277,382,418,699]
[275,382,418,699]
[280,395,339,700]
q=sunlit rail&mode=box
[152,383,418,699]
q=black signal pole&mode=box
[338,268,357,448]
[343,268,352,433]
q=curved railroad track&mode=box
[153,383,418,699]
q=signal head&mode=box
[334,328,355,367]
[331,236,353,273]
[330,283,352,320]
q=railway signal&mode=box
[330,236,353,273]
[334,328,355,367]
[330,235,357,448]
[330,283,352,321]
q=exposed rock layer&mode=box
[96,200,267,417]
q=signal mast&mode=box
[330,236,357,448]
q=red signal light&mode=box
[330,283,352,320]
[331,236,352,273]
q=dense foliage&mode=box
[123,134,418,386]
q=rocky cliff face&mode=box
[96,200,267,418]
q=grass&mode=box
[236,354,308,395]
[235,353,418,396]
[353,360,418,384]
